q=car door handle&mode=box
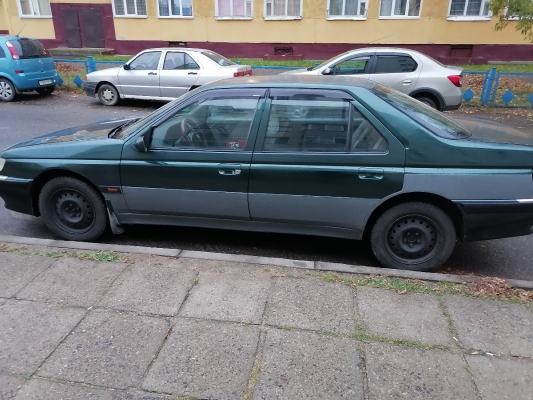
[148,72,157,76]
[188,72,198,75]
[402,79,412,84]
[218,164,242,176]
[358,168,384,180]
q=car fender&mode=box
[408,87,445,110]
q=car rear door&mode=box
[248,88,405,239]
[159,51,202,98]
[118,51,162,97]
[120,88,266,221]
[369,52,421,94]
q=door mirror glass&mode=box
[322,67,332,75]
[123,64,130,70]
[132,130,153,152]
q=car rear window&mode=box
[201,51,235,66]
[373,85,470,140]
[6,38,51,59]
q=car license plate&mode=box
[39,79,53,86]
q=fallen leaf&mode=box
[397,290,407,295]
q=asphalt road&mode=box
[1,91,532,281]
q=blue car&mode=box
[0,36,58,102]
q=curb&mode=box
[1,234,532,290]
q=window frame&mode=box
[215,0,254,20]
[447,0,492,21]
[157,0,194,19]
[264,0,303,20]
[378,0,423,19]
[112,0,148,18]
[16,0,52,19]
[327,0,368,20]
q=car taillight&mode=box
[234,70,252,77]
[5,41,19,60]
[448,75,462,87]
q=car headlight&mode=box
[0,158,5,172]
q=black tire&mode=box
[38,177,108,241]
[0,78,16,102]
[370,202,456,271]
[97,83,120,106]
[415,96,438,110]
[36,86,56,96]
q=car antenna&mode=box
[15,24,27,37]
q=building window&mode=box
[328,0,367,18]
[265,0,302,19]
[158,0,193,17]
[448,0,491,18]
[379,0,421,18]
[113,0,147,16]
[216,0,253,18]
[17,0,51,17]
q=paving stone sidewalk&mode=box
[1,243,532,400]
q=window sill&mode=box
[378,16,421,20]
[18,15,52,19]
[326,16,367,20]
[447,16,491,21]
[157,15,194,19]
[113,15,148,18]
[215,16,253,20]
[264,16,302,20]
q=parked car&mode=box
[84,48,253,106]
[281,48,463,111]
[0,36,58,102]
[1,76,533,272]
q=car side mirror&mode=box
[131,130,152,152]
[123,64,131,71]
[322,67,332,75]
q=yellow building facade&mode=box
[0,0,530,63]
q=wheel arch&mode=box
[31,169,105,217]
[409,88,445,111]
[363,192,465,241]
[95,80,120,96]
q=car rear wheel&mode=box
[36,86,55,96]
[38,177,108,241]
[370,202,456,271]
[0,78,16,102]
[97,83,120,106]
[415,96,438,110]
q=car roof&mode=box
[201,75,378,90]
[138,47,213,53]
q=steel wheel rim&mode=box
[101,88,115,103]
[0,82,13,99]
[385,214,442,265]
[49,189,96,234]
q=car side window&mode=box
[150,93,261,151]
[374,55,418,74]
[0,47,5,58]
[164,53,200,70]
[330,56,371,75]
[262,94,387,153]
[129,51,162,70]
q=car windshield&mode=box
[201,51,235,66]
[309,50,354,71]
[114,100,179,139]
[7,38,50,59]
[373,85,470,140]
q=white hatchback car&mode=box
[84,48,253,106]
[282,48,463,111]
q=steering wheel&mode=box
[180,118,198,144]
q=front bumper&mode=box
[0,176,34,215]
[456,200,533,242]
[84,81,97,97]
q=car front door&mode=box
[248,88,405,239]
[159,51,202,99]
[120,88,266,221]
[370,52,421,94]
[118,51,162,97]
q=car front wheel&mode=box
[97,83,120,106]
[38,177,108,241]
[0,78,16,102]
[370,202,456,271]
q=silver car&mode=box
[84,48,253,106]
[281,48,463,111]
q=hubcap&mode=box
[0,82,13,99]
[50,190,95,233]
[102,89,114,102]
[386,215,441,264]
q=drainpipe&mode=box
[1,0,15,35]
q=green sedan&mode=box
[1,76,533,272]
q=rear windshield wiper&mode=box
[108,118,140,138]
